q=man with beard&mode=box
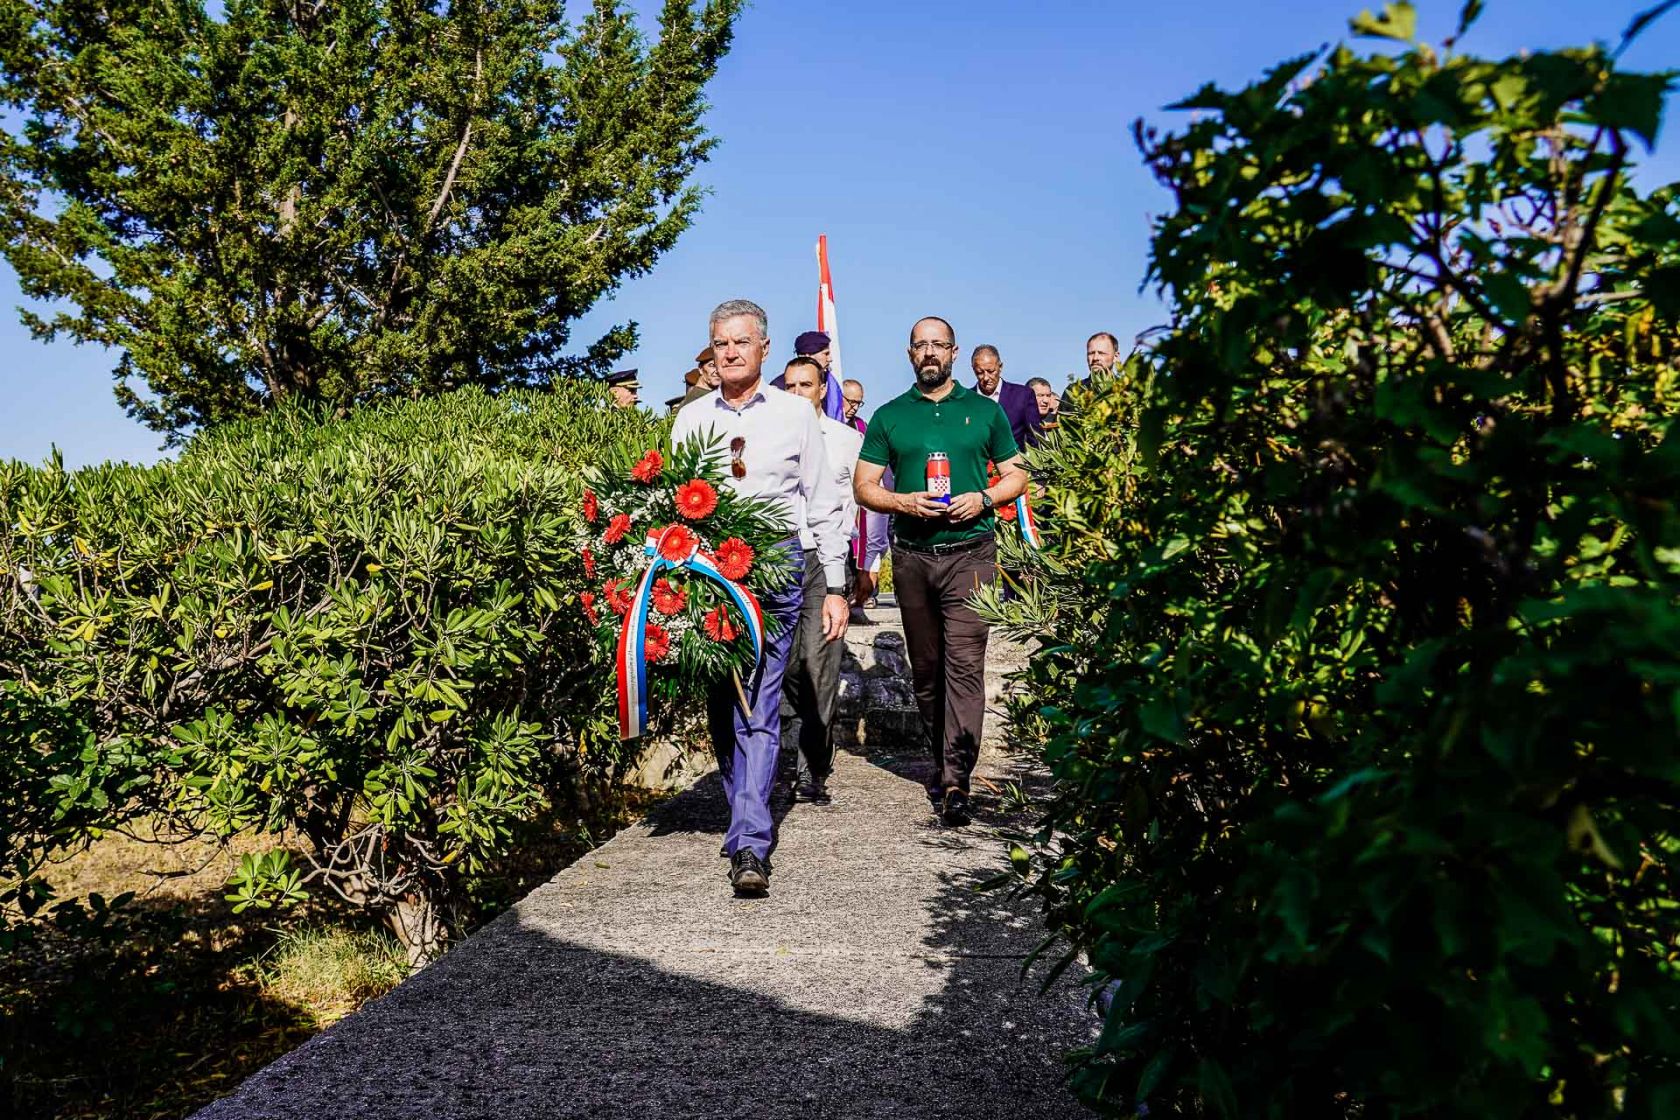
[1086,332,1119,378]
[1066,331,1121,401]
[971,344,1044,450]
[672,300,850,895]
[853,317,1027,825]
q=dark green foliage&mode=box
[0,0,742,439]
[984,6,1680,1116]
[1,383,661,959]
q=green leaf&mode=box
[1587,71,1674,149]
[1456,0,1485,35]
[1482,271,1533,323]
[1351,1,1417,41]
[1197,1058,1239,1119]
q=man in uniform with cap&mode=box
[606,368,641,409]
[679,347,721,409]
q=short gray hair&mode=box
[710,299,768,338]
[972,344,1001,362]
[1025,376,1052,391]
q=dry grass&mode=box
[249,926,408,1026]
[3,785,667,1119]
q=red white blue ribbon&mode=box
[1015,492,1041,550]
[617,528,767,741]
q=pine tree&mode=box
[0,0,742,439]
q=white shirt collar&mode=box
[712,378,768,412]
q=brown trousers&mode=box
[891,535,996,795]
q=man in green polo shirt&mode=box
[854,315,1027,824]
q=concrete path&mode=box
[194,606,1094,1120]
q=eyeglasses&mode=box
[910,340,955,353]
[730,436,746,479]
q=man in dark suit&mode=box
[970,345,1043,450]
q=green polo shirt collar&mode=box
[857,376,1020,548]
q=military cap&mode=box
[793,331,830,356]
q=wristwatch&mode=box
[980,492,995,512]
[826,585,847,596]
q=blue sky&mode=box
[3,0,1678,467]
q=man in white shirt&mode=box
[778,355,863,804]
[672,300,850,896]
[971,344,1044,451]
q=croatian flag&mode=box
[816,235,845,421]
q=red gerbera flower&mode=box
[643,622,671,662]
[713,537,754,582]
[603,513,632,545]
[630,449,664,484]
[580,591,599,625]
[703,605,739,642]
[651,578,687,616]
[603,578,633,617]
[581,547,597,580]
[997,502,1018,522]
[674,478,718,521]
[581,490,599,523]
[656,524,699,562]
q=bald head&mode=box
[841,378,865,422]
[910,316,955,345]
[908,316,959,391]
[971,344,1003,396]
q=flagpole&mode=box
[815,235,845,421]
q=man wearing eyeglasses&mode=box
[841,379,867,432]
[853,317,1028,826]
[838,378,884,610]
[672,299,851,896]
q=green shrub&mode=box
[1,383,661,960]
[984,7,1680,1117]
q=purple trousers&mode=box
[707,546,804,859]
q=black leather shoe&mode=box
[729,849,770,894]
[941,788,972,826]
[795,775,833,805]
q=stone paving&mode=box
[193,605,1093,1120]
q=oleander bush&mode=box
[1,382,661,959]
[982,6,1680,1116]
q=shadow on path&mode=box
[192,604,1092,1120]
[193,867,1091,1120]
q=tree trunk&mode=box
[388,891,450,968]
